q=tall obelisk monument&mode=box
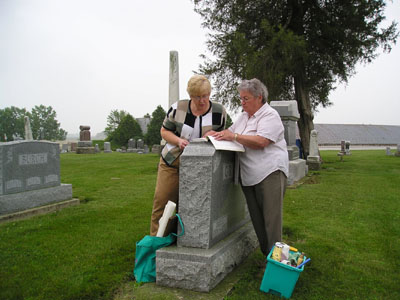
[168,50,179,107]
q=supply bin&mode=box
[260,246,306,298]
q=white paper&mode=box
[208,136,245,152]
[156,201,176,237]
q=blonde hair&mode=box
[186,75,211,97]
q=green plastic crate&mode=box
[260,246,306,299]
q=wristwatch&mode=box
[234,133,238,141]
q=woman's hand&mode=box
[202,130,216,138]
[212,130,234,141]
[178,138,189,150]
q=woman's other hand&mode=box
[212,130,234,141]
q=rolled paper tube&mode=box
[297,258,311,269]
[156,201,176,237]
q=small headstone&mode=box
[70,142,77,152]
[345,141,351,155]
[144,145,149,153]
[137,139,144,150]
[151,144,161,154]
[127,138,137,153]
[128,138,136,149]
[340,140,346,154]
[95,144,100,153]
[395,144,400,157]
[306,129,321,170]
[386,147,392,156]
[104,142,112,153]
[61,143,69,153]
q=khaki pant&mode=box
[241,170,287,256]
[149,157,180,236]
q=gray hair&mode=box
[237,78,269,104]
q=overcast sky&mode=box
[1,0,399,136]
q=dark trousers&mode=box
[241,170,287,256]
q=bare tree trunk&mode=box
[294,71,314,158]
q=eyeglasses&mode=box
[240,96,255,102]
[192,94,210,101]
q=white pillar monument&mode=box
[168,50,179,107]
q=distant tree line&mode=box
[105,105,167,148]
[0,105,67,142]
[105,105,233,149]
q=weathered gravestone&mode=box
[76,125,95,154]
[345,141,351,155]
[70,142,77,152]
[306,129,321,170]
[95,144,100,153]
[386,147,392,156]
[151,144,161,154]
[0,141,73,217]
[270,100,307,185]
[127,138,137,153]
[104,142,112,153]
[61,143,69,153]
[156,140,258,292]
[395,144,400,157]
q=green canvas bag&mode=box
[133,214,184,283]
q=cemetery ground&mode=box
[0,150,399,300]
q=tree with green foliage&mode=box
[0,106,29,141]
[144,105,166,146]
[0,105,66,141]
[30,105,67,140]
[107,114,143,147]
[193,0,398,156]
[104,109,128,137]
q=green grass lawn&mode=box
[0,151,399,300]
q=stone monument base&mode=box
[306,156,321,171]
[288,159,307,185]
[156,221,258,292]
[0,184,73,216]
[0,198,79,224]
[76,147,95,154]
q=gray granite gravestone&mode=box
[270,100,307,185]
[0,141,73,216]
[104,142,112,153]
[156,140,257,292]
[306,129,321,170]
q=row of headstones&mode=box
[60,141,161,154]
[386,144,400,156]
